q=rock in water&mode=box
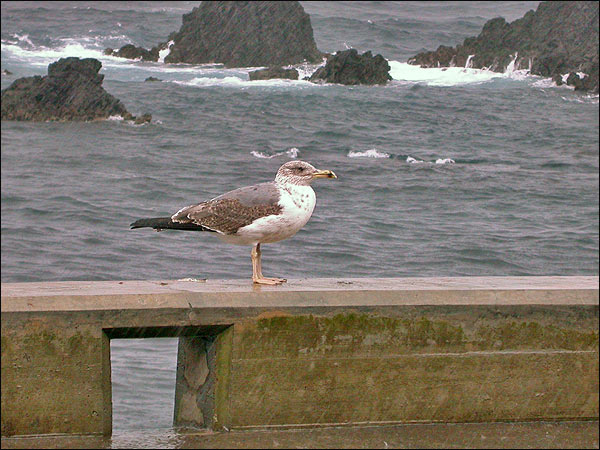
[249,67,299,80]
[308,49,392,85]
[104,44,159,62]
[407,1,599,93]
[164,1,324,67]
[1,57,143,121]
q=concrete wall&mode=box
[1,277,598,436]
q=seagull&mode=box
[130,160,337,284]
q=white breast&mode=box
[221,184,316,245]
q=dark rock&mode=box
[566,72,584,89]
[2,69,13,76]
[134,113,152,124]
[1,57,133,121]
[308,49,392,85]
[104,44,159,62]
[407,1,599,93]
[552,73,564,86]
[249,66,299,81]
[565,71,597,91]
[164,1,324,67]
[144,77,162,82]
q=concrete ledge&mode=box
[2,277,598,437]
[2,276,598,311]
[2,420,599,449]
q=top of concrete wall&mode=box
[2,277,598,313]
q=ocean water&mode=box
[1,0,598,440]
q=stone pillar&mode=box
[173,327,234,431]
[173,336,214,429]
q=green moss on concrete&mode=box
[474,321,599,351]
[235,312,597,359]
[225,310,598,427]
[2,326,105,436]
[22,330,58,356]
[228,351,599,426]
[213,326,233,431]
[254,313,466,349]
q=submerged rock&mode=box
[407,1,599,93]
[1,57,148,122]
[144,76,162,82]
[163,1,324,67]
[308,49,391,85]
[249,66,299,81]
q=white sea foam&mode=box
[13,33,34,47]
[251,148,299,159]
[389,57,532,87]
[407,156,455,165]
[464,54,474,69]
[532,71,594,90]
[532,77,564,89]
[158,40,174,63]
[288,57,327,80]
[504,52,518,74]
[348,149,390,158]
[173,76,314,89]
[560,94,599,104]
[389,61,504,86]
[1,37,326,85]
[1,41,109,65]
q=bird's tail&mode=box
[130,217,215,232]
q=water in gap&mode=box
[110,338,179,431]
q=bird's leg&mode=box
[251,243,286,285]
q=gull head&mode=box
[275,160,337,186]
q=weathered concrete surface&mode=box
[2,276,598,312]
[1,421,598,449]
[0,323,111,436]
[1,277,598,437]
[226,311,598,427]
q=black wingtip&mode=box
[130,219,145,229]
[129,217,167,229]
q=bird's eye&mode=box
[298,167,305,172]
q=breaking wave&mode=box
[348,149,390,158]
[406,156,455,165]
[1,33,590,96]
[251,148,300,159]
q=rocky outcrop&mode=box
[407,1,599,93]
[249,66,299,81]
[133,113,152,124]
[164,1,324,67]
[103,2,324,68]
[104,44,159,62]
[308,49,392,85]
[1,57,149,122]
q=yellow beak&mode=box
[312,169,337,179]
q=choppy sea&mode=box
[1,1,598,443]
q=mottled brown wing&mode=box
[171,182,282,234]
